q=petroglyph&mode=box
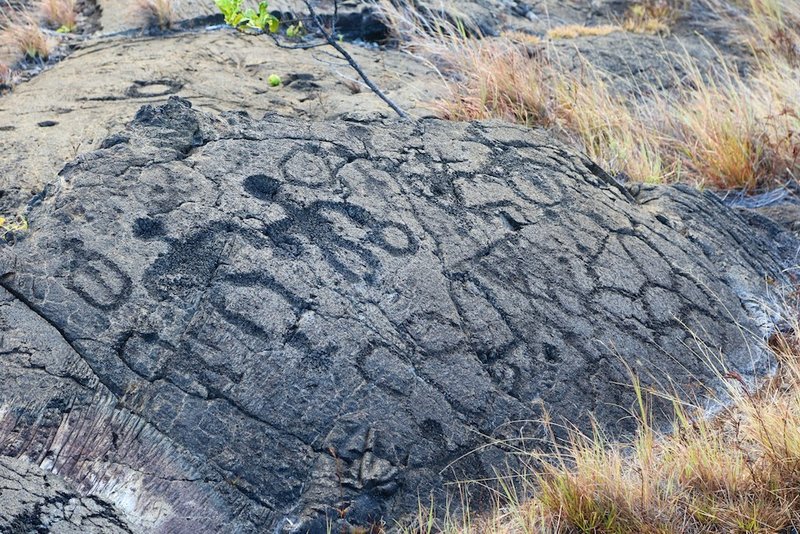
[0,98,795,532]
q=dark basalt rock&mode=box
[0,456,133,533]
[0,97,795,532]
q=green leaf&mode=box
[231,12,245,27]
[215,0,277,32]
[242,7,257,21]
[215,0,246,27]
[287,21,305,38]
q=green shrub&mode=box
[214,0,279,32]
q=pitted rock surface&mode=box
[0,98,794,532]
[0,456,133,533]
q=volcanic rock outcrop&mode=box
[0,98,793,532]
[0,456,133,533]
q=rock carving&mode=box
[0,98,795,532]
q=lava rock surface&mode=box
[0,456,133,533]
[0,98,793,532]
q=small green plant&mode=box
[286,21,304,38]
[39,0,77,33]
[214,0,409,118]
[215,0,245,27]
[0,214,29,235]
[214,0,278,32]
[268,73,281,86]
[244,2,279,32]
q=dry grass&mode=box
[500,30,542,46]
[663,57,799,190]
[377,0,800,191]
[546,24,621,40]
[0,62,11,85]
[416,37,670,184]
[373,2,800,531]
[401,297,800,534]
[38,0,76,32]
[131,0,176,31]
[0,15,52,61]
[737,0,799,64]
[622,0,688,35]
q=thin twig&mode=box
[302,0,411,119]
[331,0,338,38]
[268,32,327,50]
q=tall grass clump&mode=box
[132,0,176,30]
[402,299,800,533]
[733,0,800,64]
[0,14,53,61]
[39,0,77,32]
[678,0,800,189]
[660,53,799,190]
[377,0,799,191]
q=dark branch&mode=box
[268,32,327,50]
[331,0,338,37]
[301,0,411,119]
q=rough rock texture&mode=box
[0,456,133,533]
[0,0,749,216]
[0,98,794,532]
[549,32,724,95]
[0,30,443,215]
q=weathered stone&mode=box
[0,456,133,533]
[0,98,794,532]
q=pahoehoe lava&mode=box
[0,97,795,532]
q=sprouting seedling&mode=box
[214,0,410,118]
[215,0,245,27]
[286,21,304,38]
[214,0,278,32]
[242,1,279,32]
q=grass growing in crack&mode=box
[400,296,800,533]
[38,0,76,32]
[376,0,800,191]
[132,0,176,31]
[0,14,52,61]
[546,24,621,40]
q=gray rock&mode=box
[0,456,133,533]
[0,97,794,532]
